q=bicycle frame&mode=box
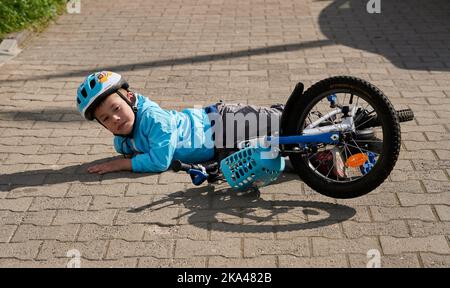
[241,106,357,149]
[181,102,361,187]
[267,132,340,146]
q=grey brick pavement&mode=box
[0,0,449,267]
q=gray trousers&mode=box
[207,102,284,155]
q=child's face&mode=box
[94,92,135,135]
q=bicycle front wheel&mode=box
[286,76,401,199]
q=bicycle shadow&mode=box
[319,0,450,71]
[2,154,356,232]
[128,181,356,233]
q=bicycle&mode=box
[171,76,414,199]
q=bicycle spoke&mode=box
[307,114,313,126]
[352,139,383,143]
[309,156,326,174]
[355,115,378,130]
[343,143,354,181]
[353,107,375,124]
[324,159,335,179]
[346,141,380,156]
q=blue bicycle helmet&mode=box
[76,71,129,120]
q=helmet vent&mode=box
[81,88,87,98]
[77,97,81,104]
[89,78,96,89]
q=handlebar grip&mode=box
[171,160,192,172]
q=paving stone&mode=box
[7,184,69,199]
[343,220,410,239]
[397,193,450,207]
[312,237,380,257]
[244,238,310,258]
[398,150,437,160]
[115,207,180,226]
[372,181,424,194]
[138,257,206,268]
[348,253,421,268]
[0,225,17,243]
[408,220,450,238]
[0,198,33,212]
[126,183,185,196]
[4,154,60,165]
[390,170,447,182]
[380,235,450,255]
[336,192,399,207]
[371,206,436,222]
[0,211,23,225]
[210,222,276,240]
[11,224,79,242]
[29,196,91,211]
[422,180,450,193]
[435,205,450,221]
[0,241,42,260]
[143,223,208,241]
[0,258,69,268]
[73,258,138,268]
[175,238,241,258]
[77,224,146,242]
[420,253,450,268]
[106,239,174,259]
[67,183,127,197]
[209,256,277,268]
[37,240,107,261]
[159,171,192,184]
[53,209,117,225]
[101,172,159,185]
[22,210,56,226]
[278,255,348,268]
[89,195,154,210]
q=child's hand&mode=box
[87,159,132,174]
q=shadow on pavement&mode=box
[2,155,355,232]
[2,1,448,85]
[0,39,335,83]
[0,157,152,192]
[318,0,450,71]
[0,107,81,122]
[129,184,356,233]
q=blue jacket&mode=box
[114,94,215,172]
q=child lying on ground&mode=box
[76,71,283,174]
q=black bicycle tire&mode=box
[286,76,401,199]
[357,108,414,130]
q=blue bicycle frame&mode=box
[266,132,340,146]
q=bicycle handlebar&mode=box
[171,160,218,173]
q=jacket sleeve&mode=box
[114,136,134,155]
[131,109,178,173]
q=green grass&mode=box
[0,0,67,40]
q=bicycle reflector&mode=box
[220,146,285,191]
[345,153,369,168]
